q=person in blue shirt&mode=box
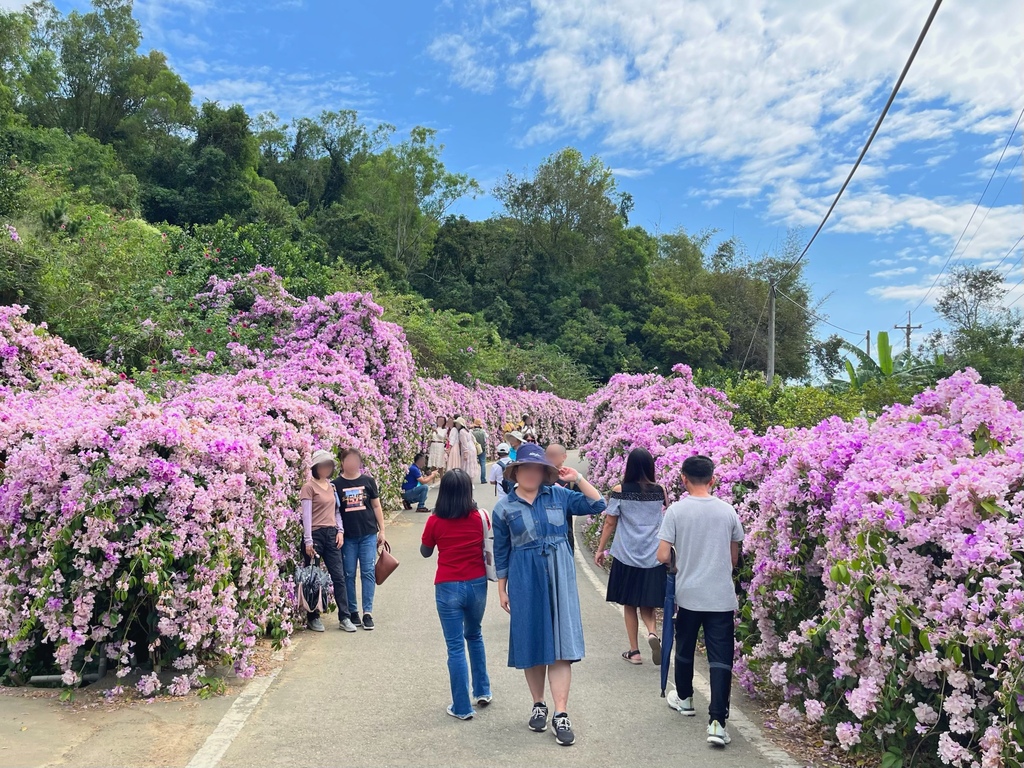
[492,443,607,747]
[402,453,438,513]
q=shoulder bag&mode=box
[479,509,498,582]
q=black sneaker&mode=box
[528,702,549,732]
[552,713,575,746]
[350,612,362,628]
[362,614,375,631]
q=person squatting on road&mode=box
[594,447,668,666]
[658,455,745,748]
[299,450,357,633]
[402,452,437,513]
[492,443,607,747]
[420,469,494,721]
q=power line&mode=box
[955,149,1022,264]
[911,105,1024,314]
[775,289,863,338]
[992,234,1024,275]
[776,0,945,285]
[739,292,771,373]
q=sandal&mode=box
[648,633,663,665]
[622,649,643,665]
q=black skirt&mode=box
[606,560,667,608]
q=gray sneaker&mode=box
[307,617,325,633]
[339,617,357,633]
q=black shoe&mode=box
[528,702,549,732]
[402,499,413,510]
[350,612,362,628]
[362,614,375,631]
[552,713,575,746]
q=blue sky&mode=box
[29,0,1024,349]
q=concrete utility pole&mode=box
[766,283,777,386]
[865,331,871,357]
[894,311,921,353]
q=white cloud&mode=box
[428,33,498,94]
[184,63,373,119]
[872,266,918,278]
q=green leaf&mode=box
[919,630,932,653]
[882,749,903,768]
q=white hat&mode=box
[505,430,524,443]
[455,417,468,428]
[496,442,511,455]
[309,449,335,469]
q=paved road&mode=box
[210,459,793,768]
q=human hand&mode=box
[595,551,606,568]
[304,543,314,558]
[377,530,386,546]
[557,465,581,484]
[499,590,510,614]
[335,531,344,549]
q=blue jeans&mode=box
[403,485,429,509]
[342,533,377,615]
[435,577,491,717]
[477,453,487,484]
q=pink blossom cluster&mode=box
[0,274,585,695]
[582,365,1024,765]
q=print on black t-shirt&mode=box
[333,474,380,538]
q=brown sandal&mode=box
[622,649,642,665]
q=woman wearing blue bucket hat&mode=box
[492,443,606,747]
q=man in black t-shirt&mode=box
[333,448,386,630]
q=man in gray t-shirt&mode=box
[657,455,744,748]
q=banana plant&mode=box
[832,331,942,391]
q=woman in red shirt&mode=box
[420,469,493,720]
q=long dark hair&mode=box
[435,469,475,519]
[622,447,657,487]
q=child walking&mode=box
[657,455,745,748]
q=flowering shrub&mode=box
[582,366,1024,766]
[0,274,585,695]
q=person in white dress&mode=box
[428,415,448,474]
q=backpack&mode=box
[496,457,513,495]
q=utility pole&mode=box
[766,283,777,386]
[865,331,871,357]
[894,311,921,353]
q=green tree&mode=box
[348,126,478,282]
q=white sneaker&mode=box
[338,617,357,633]
[707,720,731,746]
[667,690,696,716]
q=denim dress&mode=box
[493,484,607,669]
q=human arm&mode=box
[420,516,435,558]
[657,507,676,565]
[372,496,386,543]
[301,498,314,557]
[731,541,740,568]
[595,485,621,567]
[558,467,607,515]
[492,503,512,612]
[731,511,745,569]
[657,540,673,565]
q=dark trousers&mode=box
[302,527,349,618]
[674,607,734,725]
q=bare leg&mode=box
[548,661,572,713]
[624,605,640,651]
[640,606,658,637]
[524,665,547,703]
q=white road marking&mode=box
[185,668,280,768]
[573,542,799,768]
